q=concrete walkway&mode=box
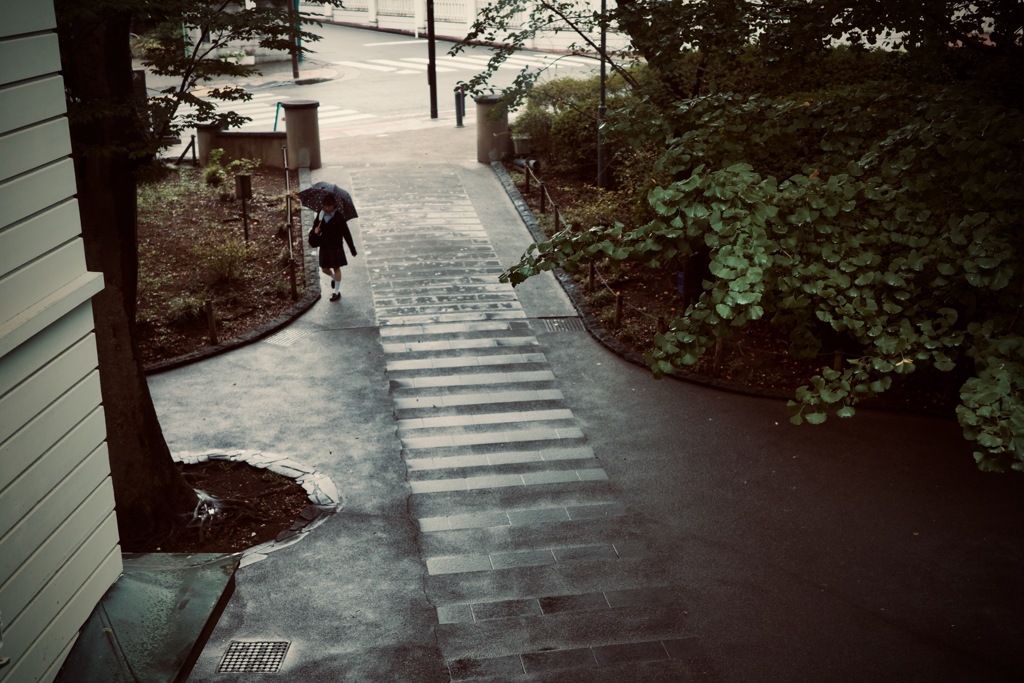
[149,95,1024,681]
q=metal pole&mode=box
[290,0,300,79]
[455,88,464,127]
[427,0,438,119]
[242,197,249,241]
[596,0,607,189]
[283,146,293,260]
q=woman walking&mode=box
[311,195,357,301]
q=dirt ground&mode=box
[136,165,305,367]
[135,165,311,554]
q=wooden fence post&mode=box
[205,299,218,345]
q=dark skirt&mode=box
[319,246,348,268]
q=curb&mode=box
[145,172,322,376]
[171,449,341,568]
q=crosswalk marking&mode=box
[161,91,380,158]
[329,52,598,76]
[370,58,459,72]
[332,59,410,72]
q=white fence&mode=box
[311,0,629,53]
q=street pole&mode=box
[596,0,607,188]
[427,0,438,118]
[290,0,300,79]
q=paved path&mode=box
[354,165,707,679]
[149,113,1024,682]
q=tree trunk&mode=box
[56,3,197,546]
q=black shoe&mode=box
[330,292,341,302]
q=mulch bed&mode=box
[140,459,313,554]
[136,165,305,367]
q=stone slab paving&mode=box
[353,166,710,680]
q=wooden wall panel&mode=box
[0,76,67,135]
[0,4,122,679]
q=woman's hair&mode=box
[323,196,337,208]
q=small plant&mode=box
[204,148,227,187]
[192,237,258,284]
[167,295,207,325]
[227,157,261,175]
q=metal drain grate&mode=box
[218,641,290,673]
[264,329,309,347]
[537,317,586,333]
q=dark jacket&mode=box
[314,211,357,266]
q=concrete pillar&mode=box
[281,100,321,170]
[196,123,223,166]
[475,94,511,164]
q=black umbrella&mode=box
[297,181,359,221]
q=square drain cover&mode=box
[218,641,290,673]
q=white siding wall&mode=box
[318,0,627,51]
[0,2,121,682]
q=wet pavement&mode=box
[145,65,1024,682]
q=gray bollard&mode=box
[281,100,321,170]
[474,93,511,164]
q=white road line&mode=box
[365,39,426,46]
[333,60,401,72]
[369,59,458,73]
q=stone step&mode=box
[436,592,690,647]
[374,290,518,307]
[406,462,601,494]
[371,277,509,295]
[414,499,624,533]
[418,515,642,558]
[389,368,557,391]
[387,352,548,374]
[383,336,539,357]
[368,261,503,275]
[407,460,603,489]
[443,633,704,682]
[435,584,681,626]
[424,555,672,607]
[394,388,563,416]
[377,309,528,326]
[372,292,520,309]
[423,536,646,577]
[406,445,592,472]
[397,407,573,431]
[378,319,532,339]
[407,477,617,519]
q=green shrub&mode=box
[204,149,227,187]
[167,294,207,325]
[192,237,257,284]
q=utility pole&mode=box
[427,0,438,118]
[596,0,607,188]
[289,0,300,79]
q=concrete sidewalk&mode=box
[148,77,1024,682]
